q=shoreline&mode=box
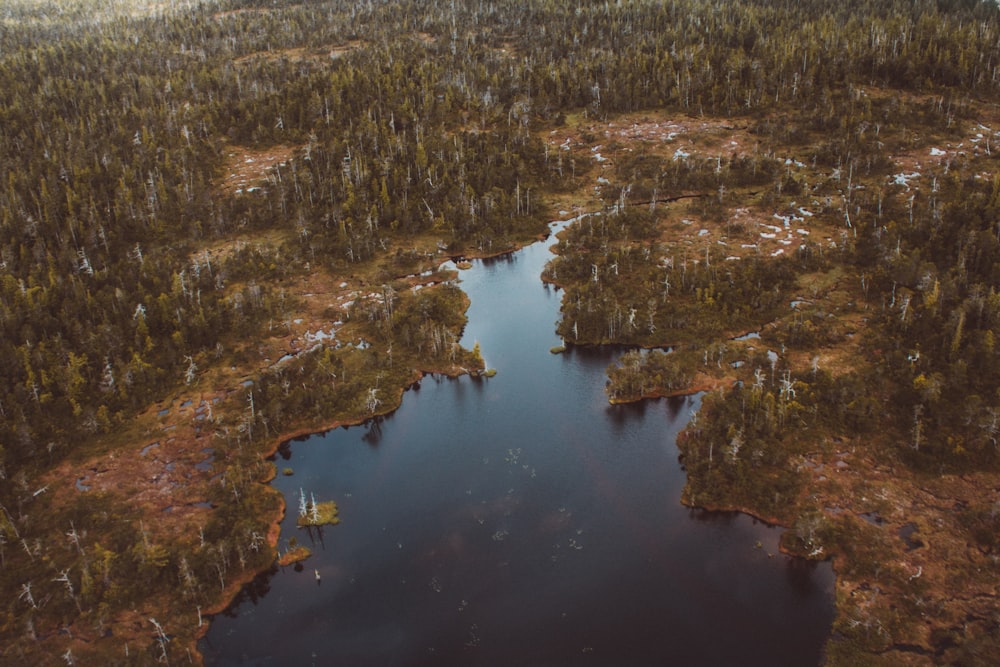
[606,374,734,405]
[187,228,557,663]
[191,362,477,663]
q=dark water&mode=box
[201,221,835,666]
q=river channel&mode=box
[201,220,835,666]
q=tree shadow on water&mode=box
[687,508,740,526]
[220,565,277,616]
[362,415,390,446]
[303,524,326,549]
[606,400,649,428]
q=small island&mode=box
[278,545,313,567]
[296,489,341,528]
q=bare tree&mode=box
[365,387,381,414]
[149,618,170,664]
[53,569,81,612]
[184,356,197,385]
[18,582,37,609]
[66,522,83,555]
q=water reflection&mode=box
[786,559,830,597]
[361,416,385,446]
[606,397,649,424]
[218,567,276,618]
[688,507,742,526]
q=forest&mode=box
[2,0,1000,663]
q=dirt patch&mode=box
[213,6,289,20]
[603,116,752,159]
[546,113,754,164]
[657,203,827,261]
[46,390,231,543]
[233,41,365,66]
[889,120,1000,187]
[797,445,1000,661]
[217,144,303,196]
[546,111,848,264]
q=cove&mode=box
[200,220,835,666]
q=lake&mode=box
[201,219,835,666]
